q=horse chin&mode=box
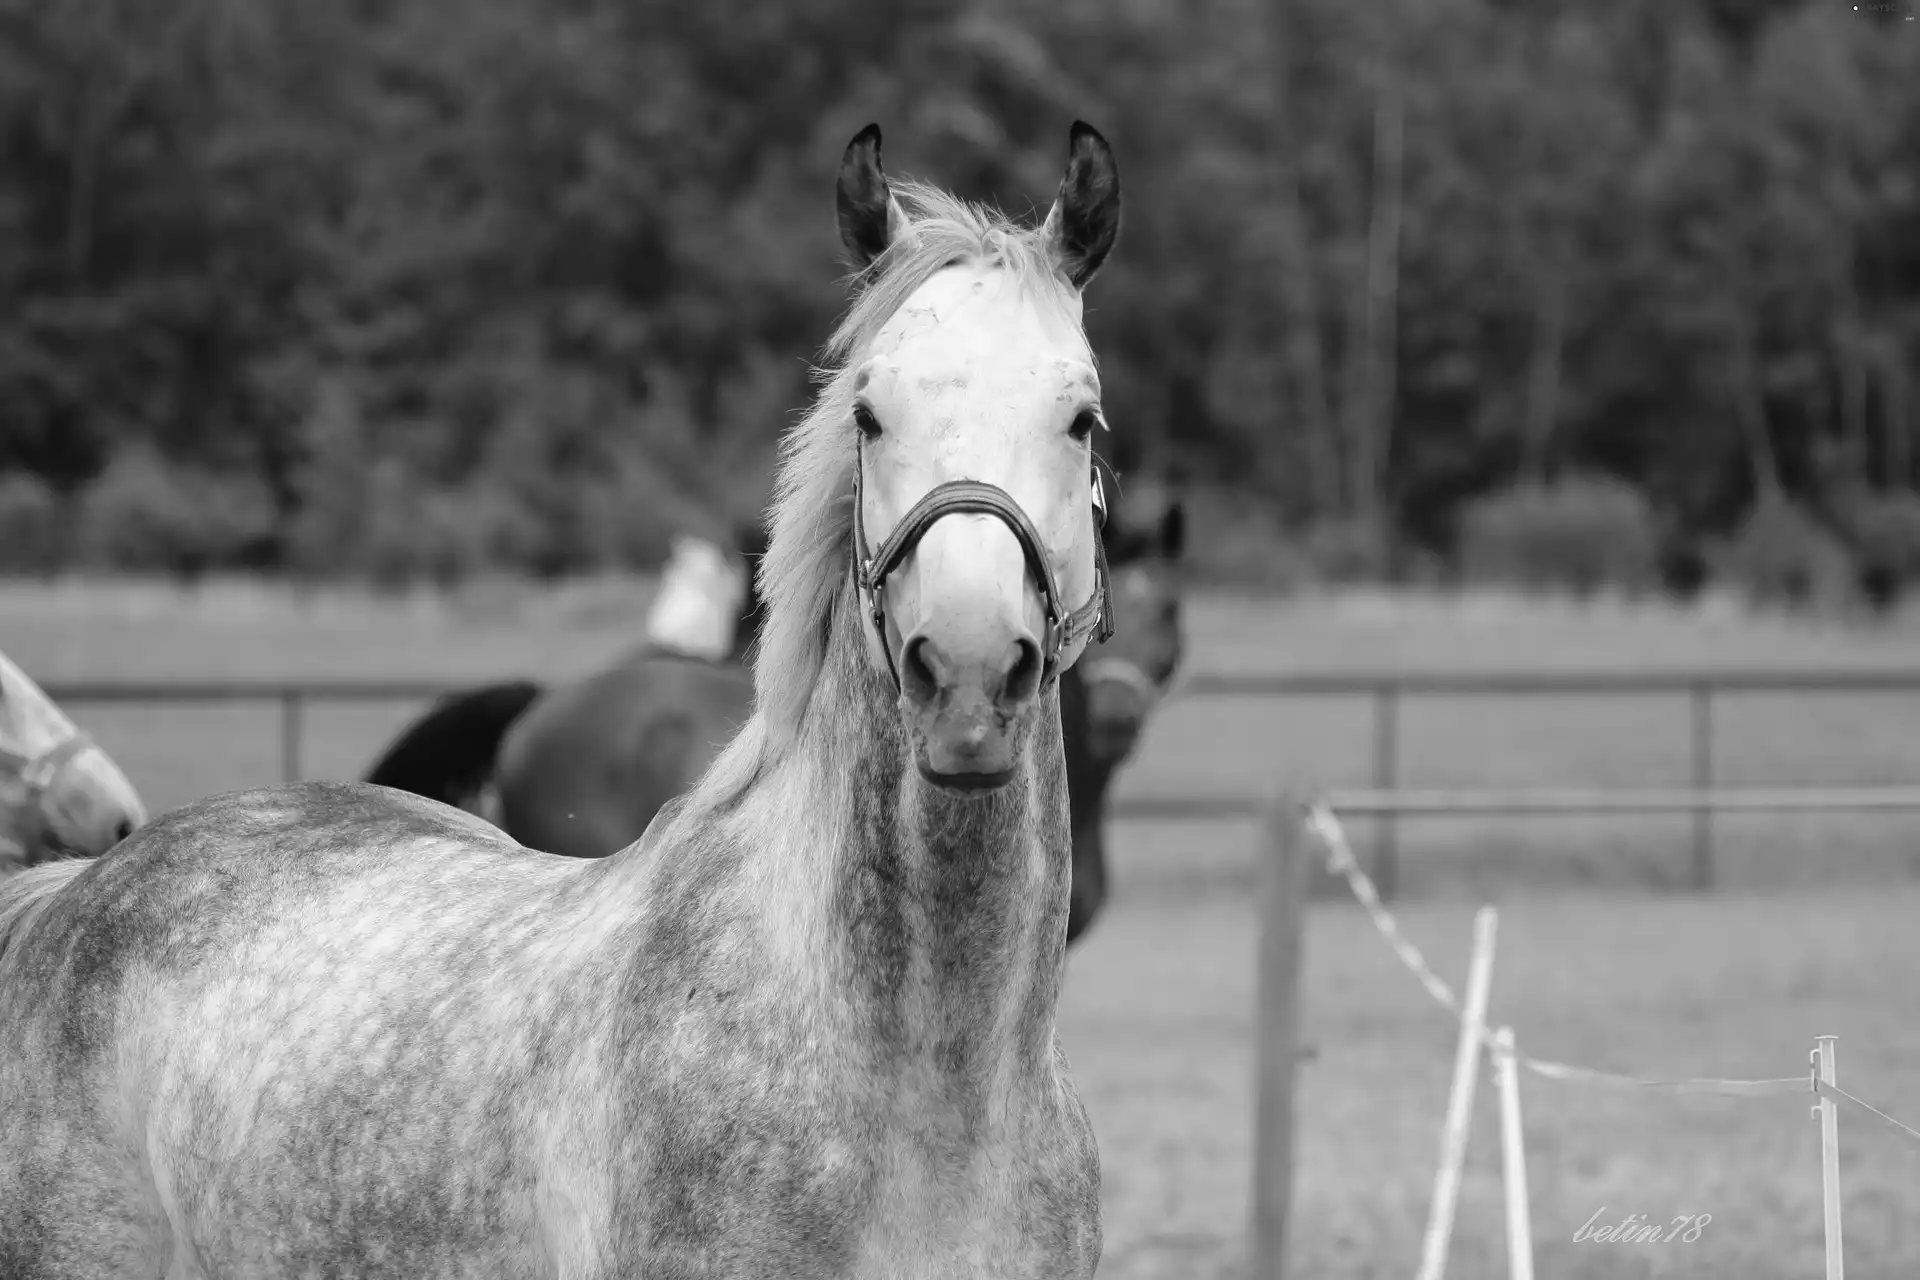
[914,752,1017,795]
[904,681,1029,795]
[910,717,1023,795]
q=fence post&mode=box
[1813,1035,1843,1280]
[1492,1025,1534,1280]
[1416,906,1499,1280]
[280,689,304,783]
[1689,681,1714,891]
[1251,793,1312,1280]
[1373,683,1401,902]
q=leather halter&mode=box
[0,732,95,855]
[852,440,1115,694]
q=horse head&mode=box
[831,120,1122,790]
[0,651,146,869]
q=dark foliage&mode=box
[0,0,1915,586]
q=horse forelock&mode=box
[748,180,1092,753]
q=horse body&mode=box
[1,595,1095,1277]
[363,680,544,812]
[1,120,1120,1275]
[486,525,765,858]
[493,650,751,859]
[0,793,579,1277]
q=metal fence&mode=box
[47,667,1920,897]
[1127,668,1920,897]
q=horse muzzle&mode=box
[911,678,1023,792]
[853,464,1115,796]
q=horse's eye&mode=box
[1068,410,1098,443]
[853,404,882,440]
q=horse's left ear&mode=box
[1041,121,1121,290]
[1160,501,1185,559]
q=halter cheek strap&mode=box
[852,444,1115,693]
[0,733,93,792]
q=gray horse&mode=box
[0,120,1124,1277]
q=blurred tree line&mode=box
[2,0,1919,602]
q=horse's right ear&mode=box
[836,123,907,275]
[1041,121,1121,290]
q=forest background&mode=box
[3,0,1919,608]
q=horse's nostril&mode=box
[901,635,942,706]
[113,818,134,844]
[1000,637,1041,707]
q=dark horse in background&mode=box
[364,482,1186,944]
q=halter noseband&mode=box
[852,441,1115,694]
[0,732,96,857]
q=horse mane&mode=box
[729,516,773,665]
[743,180,1091,751]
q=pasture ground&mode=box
[7,575,1920,1277]
[1071,882,1920,1280]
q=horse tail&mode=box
[363,680,545,811]
[0,857,87,963]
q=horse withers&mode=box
[0,120,1124,1277]
[0,649,146,873]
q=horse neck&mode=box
[721,579,1074,1084]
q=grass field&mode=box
[7,575,1920,1277]
[1071,882,1920,1280]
